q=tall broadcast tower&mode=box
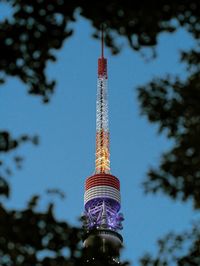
[82,29,124,262]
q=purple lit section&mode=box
[85,198,120,212]
[82,198,124,231]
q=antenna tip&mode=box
[101,26,104,58]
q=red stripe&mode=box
[86,183,119,190]
[85,174,120,190]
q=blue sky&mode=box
[1,4,199,264]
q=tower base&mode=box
[83,229,123,263]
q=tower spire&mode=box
[96,28,109,173]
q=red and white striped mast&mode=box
[95,28,110,174]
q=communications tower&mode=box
[82,30,124,262]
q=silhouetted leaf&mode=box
[0,177,9,197]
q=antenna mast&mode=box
[95,28,110,173]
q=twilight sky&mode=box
[1,4,199,264]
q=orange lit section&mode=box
[95,130,110,174]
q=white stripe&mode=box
[85,186,120,196]
[84,185,121,205]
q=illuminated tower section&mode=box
[83,30,124,259]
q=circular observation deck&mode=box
[84,174,121,210]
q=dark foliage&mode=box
[140,222,200,266]
[0,131,38,153]
[0,131,38,197]
[1,0,200,102]
[135,4,200,264]
[0,200,81,266]
[138,72,200,209]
